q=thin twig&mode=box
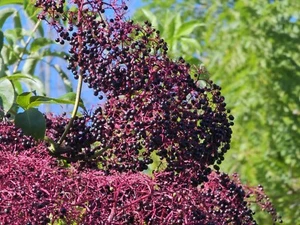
[13,20,41,74]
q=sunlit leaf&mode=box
[58,92,86,111]
[175,20,205,38]
[0,0,23,6]
[0,8,17,28]
[30,37,54,52]
[4,28,32,43]
[16,91,33,109]
[22,54,40,75]
[13,11,22,28]
[141,9,158,28]
[8,73,44,94]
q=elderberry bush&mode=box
[0,0,281,224]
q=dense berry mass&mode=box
[35,0,234,184]
[0,0,281,224]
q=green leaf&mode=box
[53,64,73,92]
[9,73,44,94]
[30,37,54,52]
[22,55,40,74]
[13,11,22,28]
[175,20,205,38]
[4,28,32,43]
[0,30,3,52]
[15,108,46,140]
[12,79,23,94]
[0,8,17,28]
[0,0,23,6]
[0,77,14,113]
[18,93,86,110]
[1,45,19,65]
[58,92,86,111]
[162,10,176,39]
[16,91,32,109]
[180,37,202,52]
[24,0,41,27]
[7,73,38,81]
[41,49,66,58]
[141,9,158,28]
[0,57,5,78]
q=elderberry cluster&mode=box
[35,0,234,186]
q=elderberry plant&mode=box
[0,0,281,224]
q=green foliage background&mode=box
[135,0,300,224]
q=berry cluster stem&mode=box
[57,68,83,145]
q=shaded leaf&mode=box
[0,30,3,52]
[0,77,14,113]
[15,108,46,140]
[0,57,5,78]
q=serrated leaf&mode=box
[16,92,33,109]
[15,108,46,140]
[30,37,54,52]
[0,30,3,52]
[0,8,17,28]
[0,77,14,113]
[175,20,205,38]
